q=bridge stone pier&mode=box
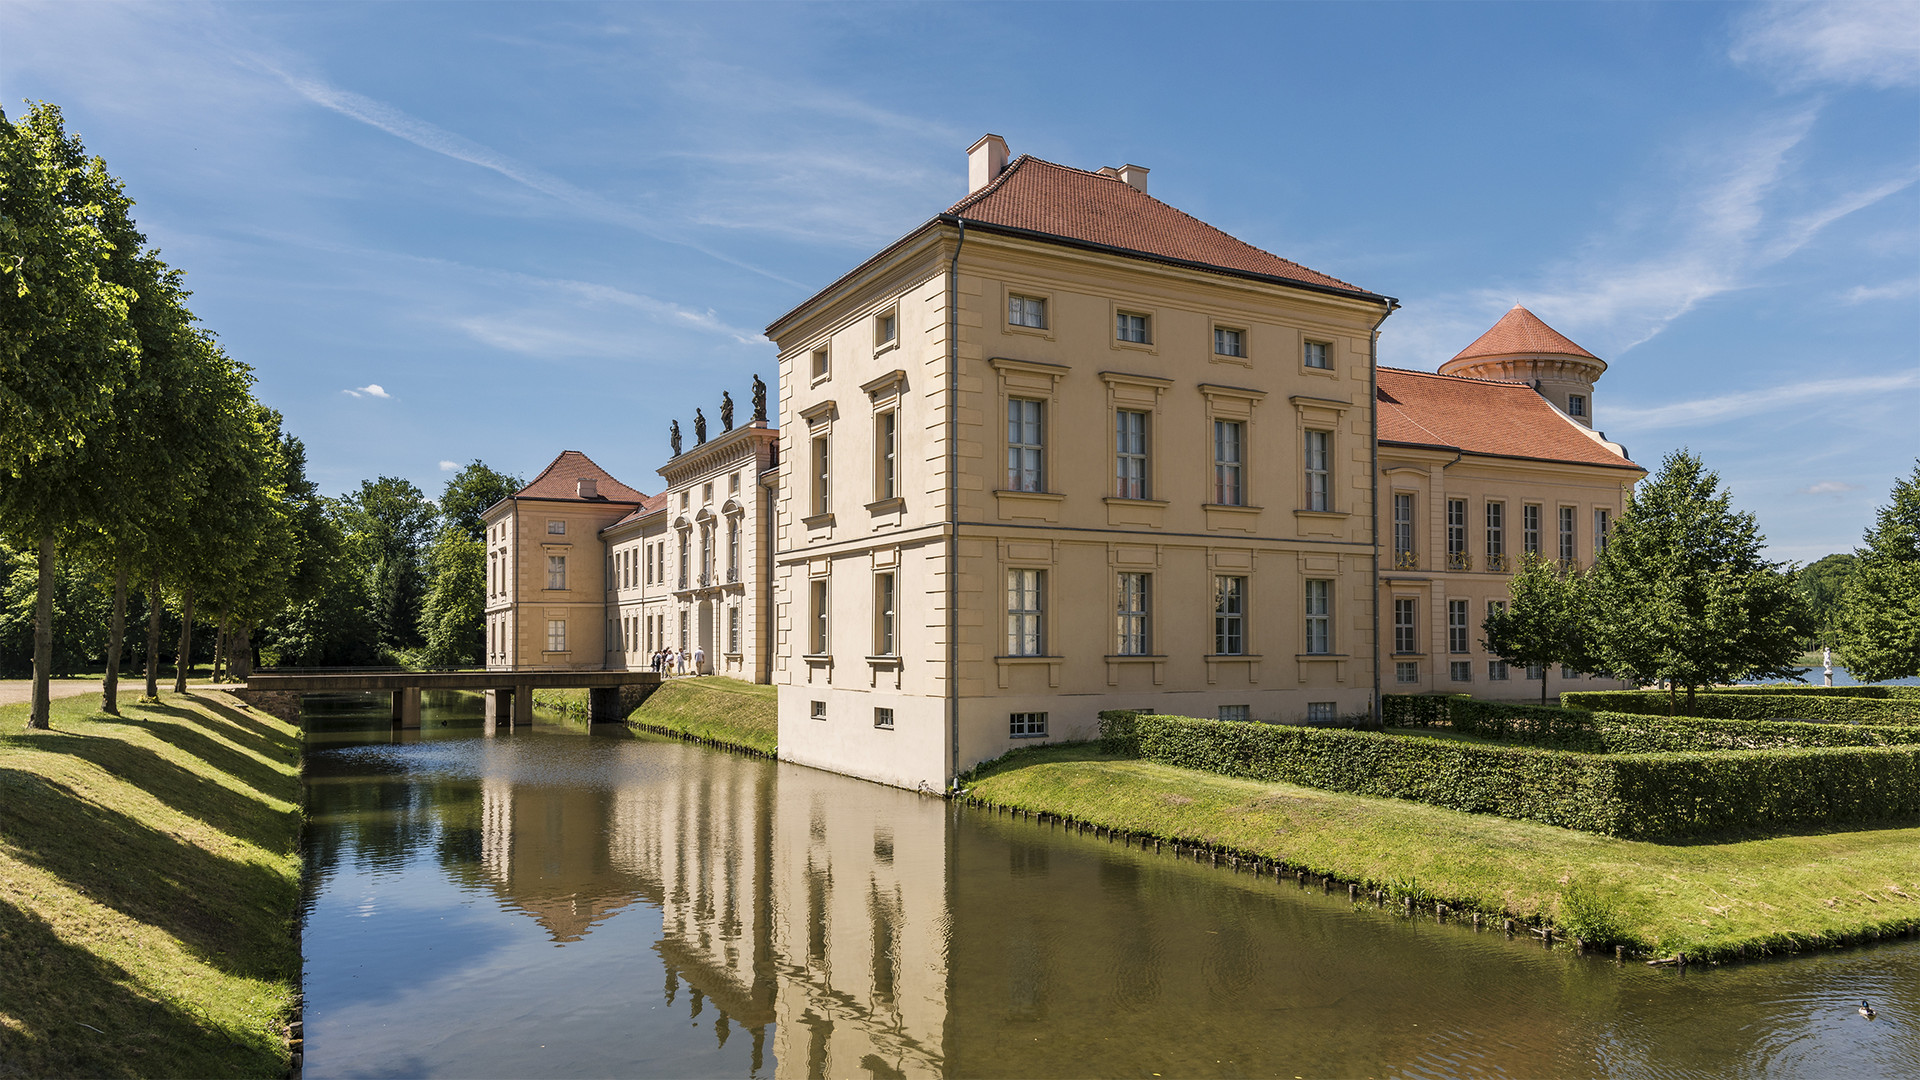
[243,670,662,729]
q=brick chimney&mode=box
[1118,163,1149,194]
[968,134,1009,194]
[576,477,598,498]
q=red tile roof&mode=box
[1377,368,1640,470]
[514,450,649,503]
[947,156,1373,295]
[603,491,669,531]
[1449,305,1598,362]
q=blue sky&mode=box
[5,1,1915,561]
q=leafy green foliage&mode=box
[1835,462,1920,684]
[336,477,435,652]
[1795,552,1856,644]
[1387,692,1920,752]
[1563,689,1920,725]
[436,461,522,541]
[1482,554,1591,703]
[0,541,110,676]
[1585,451,1808,712]
[418,531,484,667]
[1100,710,1920,839]
[1557,872,1638,947]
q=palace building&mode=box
[483,137,1644,790]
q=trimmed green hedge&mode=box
[1383,694,1920,754]
[1100,710,1920,839]
[1564,690,1920,725]
[1718,684,1920,699]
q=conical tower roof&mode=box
[1449,305,1598,363]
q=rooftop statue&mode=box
[721,391,734,432]
[752,374,767,422]
[669,419,682,457]
[694,409,708,445]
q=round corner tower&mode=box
[1437,305,1606,427]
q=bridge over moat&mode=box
[240,670,662,727]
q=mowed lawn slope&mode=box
[0,690,301,1078]
[969,744,1920,961]
[626,677,777,754]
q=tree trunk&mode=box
[102,558,129,715]
[1684,683,1696,717]
[231,621,253,682]
[212,608,229,683]
[144,585,162,698]
[1667,681,1676,716]
[27,531,55,730]
[1541,668,1550,706]
[173,587,194,694]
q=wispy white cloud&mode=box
[1798,480,1861,495]
[1607,370,1920,430]
[249,61,804,287]
[343,384,390,399]
[1844,276,1920,304]
[438,460,458,471]
[1731,1,1920,89]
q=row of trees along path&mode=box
[1483,451,1920,710]
[2,103,328,728]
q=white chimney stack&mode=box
[576,477,598,498]
[968,133,1009,194]
[1118,163,1149,194]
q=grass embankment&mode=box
[530,676,777,755]
[967,744,1920,963]
[0,691,301,1078]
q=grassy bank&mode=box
[0,690,301,1077]
[966,744,1920,962]
[624,677,776,754]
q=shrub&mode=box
[1717,684,1920,700]
[1564,690,1920,725]
[1382,693,1920,753]
[1100,710,1920,839]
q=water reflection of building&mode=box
[474,769,640,943]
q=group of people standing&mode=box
[650,645,706,676]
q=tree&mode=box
[1482,554,1590,705]
[418,531,486,667]
[0,103,140,727]
[436,461,521,541]
[1794,552,1856,648]
[1835,462,1920,684]
[337,477,436,654]
[1585,450,1807,714]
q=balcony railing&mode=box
[1393,550,1420,571]
[677,575,688,590]
[1447,551,1472,572]
[1486,552,1510,573]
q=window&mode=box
[1486,501,1506,569]
[1447,499,1468,569]
[547,555,567,590]
[679,615,688,652]
[1010,712,1048,738]
[1392,494,1415,567]
[1523,504,1542,556]
[677,536,689,588]
[1594,509,1612,554]
[1562,664,1580,679]
[811,700,827,721]
[1448,599,1470,654]
[1218,705,1250,722]
[874,573,896,656]
[1116,311,1150,344]
[1304,430,1330,511]
[727,519,740,579]
[808,577,831,655]
[1008,294,1046,329]
[1213,576,1246,655]
[1007,398,1044,492]
[1116,572,1150,655]
[1559,507,1577,563]
[1450,661,1473,682]
[874,707,895,730]
[728,607,740,654]
[1526,664,1545,681]
[1489,660,1509,681]
[1393,598,1417,654]
[1115,410,1149,499]
[1396,661,1420,684]
[811,347,829,380]
[703,482,714,504]
[875,309,898,347]
[1212,420,1244,505]
[680,491,690,511]
[547,519,566,535]
[1304,579,1331,654]
[546,619,566,653]
[1568,394,1586,418]
[731,471,741,495]
[812,435,830,516]
[1303,340,1331,370]
[876,411,897,500]
[700,521,715,584]
[1306,702,1336,722]
[1007,569,1044,656]
[1214,327,1245,358]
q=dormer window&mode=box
[1568,394,1587,417]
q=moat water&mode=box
[300,694,1919,1078]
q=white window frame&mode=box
[1009,712,1048,738]
[1393,597,1417,655]
[1116,572,1150,656]
[874,707,895,730]
[809,577,830,656]
[1213,419,1245,506]
[874,306,899,352]
[1392,493,1415,564]
[1559,507,1577,563]
[547,519,566,535]
[874,572,896,656]
[1006,398,1045,493]
[1303,429,1331,512]
[1006,568,1045,656]
[546,619,566,653]
[1304,579,1332,655]
[1567,393,1587,418]
[1303,339,1331,370]
[810,346,830,382]
[1115,310,1151,345]
[1213,326,1246,358]
[1448,599,1470,654]
[812,434,830,517]
[1213,575,1246,656]
[1115,409,1149,499]
[1008,293,1046,329]
[1523,504,1542,556]
[547,555,567,591]
[875,409,897,501]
